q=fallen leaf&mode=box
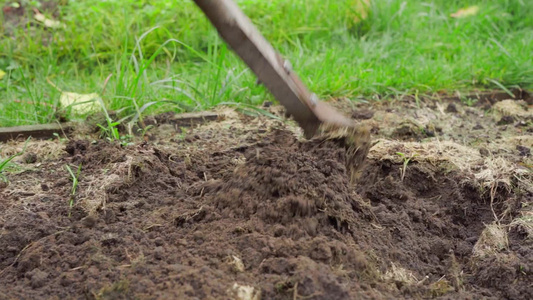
[0,69,5,80]
[450,6,480,18]
[351,0,371,23]
[47,78,100,114]
[59,91,100,114]
[34,10,66,29]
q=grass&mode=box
[0,136,30,182]
[0,0,532,127]
[396,151,417,182]
[65,163,82,217]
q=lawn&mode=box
[0,0,532,127]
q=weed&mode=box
[52,132,68,143]
[460,96,478,107]
[95,97,133,146]
[175,127,189,141]
[94,279,130,300]
[119,134,134,147]
[136,124,155,139]
[414,90,421,108]
[396,152,417,182]
[0,137,31,183]
[519,265,527,276]
[96,122,120,140]
[65,163,82,217]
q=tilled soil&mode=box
[0,94,531,299]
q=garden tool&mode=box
[192,0,371,178]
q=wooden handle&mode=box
[192,0,354,137]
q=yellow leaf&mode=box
[450,6,480,18]
[0,69,5,80]
[59,91,100,115]
[34,12,66,29]
[350,0,371,23]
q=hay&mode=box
[510,202,533,239]
[369,138,529,190]
[369,139,482,175]
[492,100,532,120]
[381,262,418,284]
[472,224,509,258]
[0,140,66,163]
[229,255,245,273]
[77,154,136,213]
[230,283,261,300]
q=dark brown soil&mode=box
[0,95,531,299]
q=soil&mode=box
[0,92,531,299]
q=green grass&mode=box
[65,163,81,217]
[0,136,30,182]
[0,0,532,127]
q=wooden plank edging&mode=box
[0,111,221,143]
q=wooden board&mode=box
[0,123,74,143]
[0,112,221,143]
[154,111,220,127]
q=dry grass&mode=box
[492,100,532,121]
[369,136,530,266]
[510,202,533,239]
[0,140,66,163]
[369,139,482,170]
[472,224,509,258]
[369,138,529,191]
[77,158,131,213]
[380,262,418,285]
[428,279,455,297]
[230,283,262,300]
[228,255,246,273]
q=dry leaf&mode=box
[47,79,100,114]
[59,91,100,114]
[34,11,66,29]
[450,6,480,18]
[351,0,371,22]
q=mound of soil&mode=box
[0,96,531,299]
